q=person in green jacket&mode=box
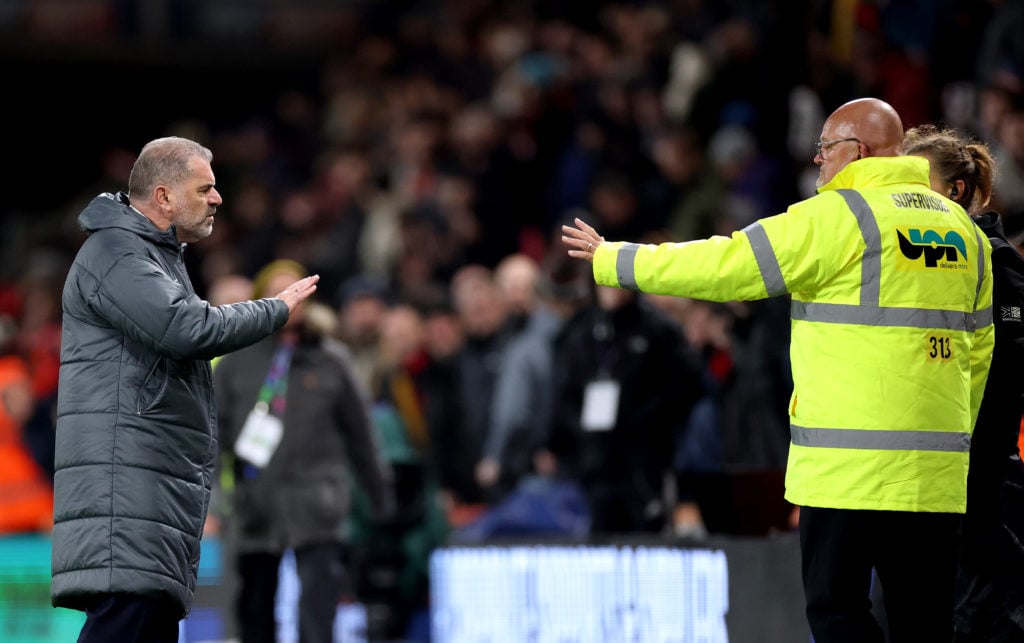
[563,98,995,643]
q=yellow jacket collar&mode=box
[818,156,931,193]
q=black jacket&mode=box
[968,212,1024,494]
[955,211,1024,638]
[214,332,394,554]
[52,192,287,617]
[549,297,703,530]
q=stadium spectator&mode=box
[214,259,393,643]
[545,281,702,535]
[0,313,52,534]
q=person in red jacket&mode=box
[0,314,52,534]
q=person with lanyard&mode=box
[214,259,394,643]
[563,98,994,642]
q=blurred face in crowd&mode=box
[453,274,507,338]
[208,274,254,306]
[596,284,634,311]
[495,255,539,317]
[425,309,464,359]
[171,156,222,243]
[1001,111,1024,162]
[979,87,1013,138]
[652,130,702,184]
[378,305,426,369]
[339,294,389,348]
[589,178,637,227]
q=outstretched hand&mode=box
[275,275,320,313]
[562,217,605,263]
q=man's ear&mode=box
[155,185,172,209]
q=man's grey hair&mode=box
[127,136,213,200]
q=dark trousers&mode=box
[77,593,181,643]
[953,477,1024,642]
[236,542,346,643]
[586,478,665,534]
[800,506,961,643]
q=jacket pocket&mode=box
[136,357,169,415]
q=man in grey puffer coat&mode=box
[51,136,319,643]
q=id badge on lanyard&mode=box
[581,378,621,432]
[234,401,284,468]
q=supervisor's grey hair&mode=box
[127,137,213,200]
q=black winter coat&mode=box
[549,298,704,531]
[214,333,394,554]
[52,192,288,617]
[967,212,1024,488]
[955,211,1024,637]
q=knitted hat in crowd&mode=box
[252,259,308,299]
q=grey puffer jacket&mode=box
[52,192,288,617]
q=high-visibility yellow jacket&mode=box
[592,156,994,513]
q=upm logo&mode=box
[897,228,968,269]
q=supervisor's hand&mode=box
[275,274,320,313]
[562,217,605,263]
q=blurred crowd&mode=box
[1,0,1024,638]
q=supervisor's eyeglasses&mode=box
[815,137,861,156]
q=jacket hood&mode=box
[818,156,931,193]
[78,192,180,249]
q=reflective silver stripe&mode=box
[744,222,787,297]
[836,189,882,306]
[794,191,980,332]
[972,224,985,314]
[791,301,974,331]
[976,305,993,328]
[791,425,971,452]
[616,242,641,291]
